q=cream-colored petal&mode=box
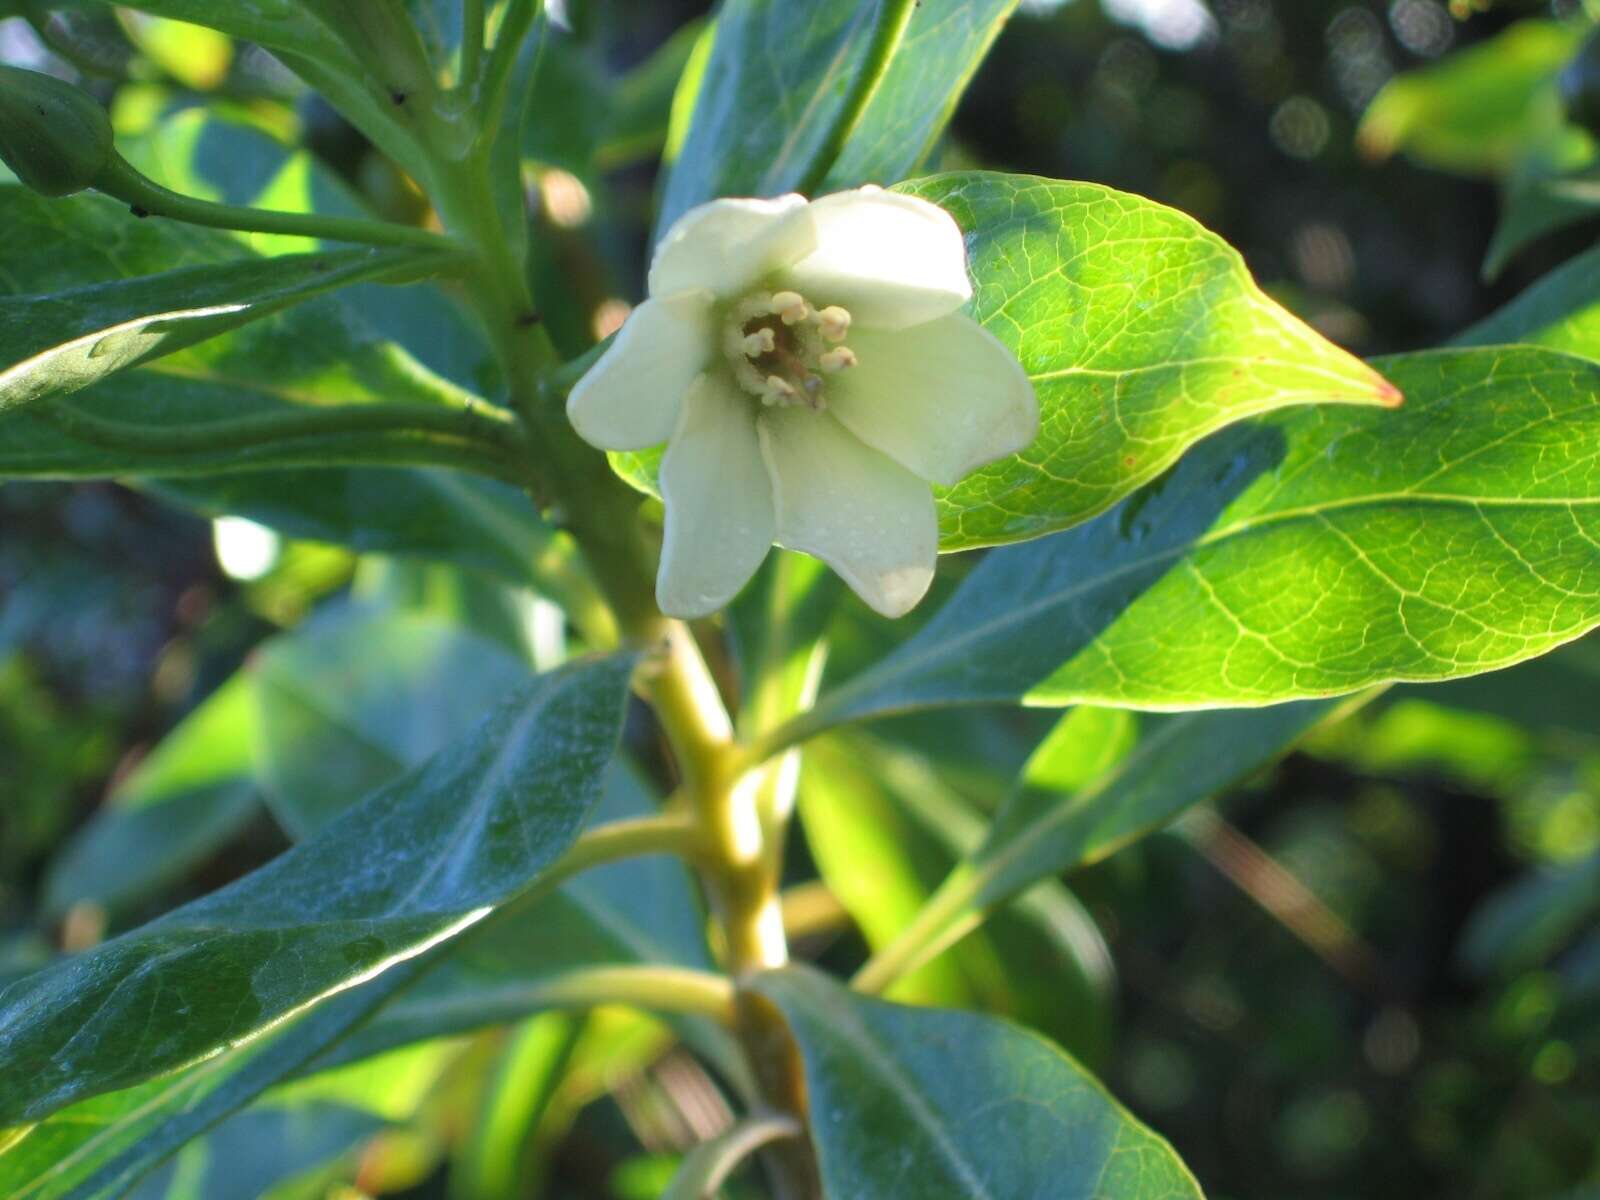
[757,408,936,618]
[566,291,715,451]
[657,373,777,618]
[826,313,1039,486]
[649,195,817,300]
[782,188,971,331]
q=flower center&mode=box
[722,289,857,410]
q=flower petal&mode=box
[757,408,936,618]
[566,290,715,451]
[782,189,971,331]
[649,195,817,299]
[826,313,1039,486]
[657,373,777,618]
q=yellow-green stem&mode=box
[437,108,814,1196]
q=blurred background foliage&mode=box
[3,0,1600,1197]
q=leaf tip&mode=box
[1374,376,1404,408]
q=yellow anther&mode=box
[741,328,776,357]
[765,375,797,403]
[819,347,857,373]
[770,290,809,325]
[817,306,852,342]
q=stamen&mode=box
[770,290,810,326]
[741,328,776,357]
[819,347,857,373]
[765,375,798,405]
[817,306,852,342]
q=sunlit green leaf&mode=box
[782,347,1600,741]
[753,966,1204,1199]
[1357,20,1588,177]
[896,172,1401,550]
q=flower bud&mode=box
[0,66,114,198]
[1561,27,1600,138]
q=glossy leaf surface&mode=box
[655,0,892,233]
[782,347,1600,743]
[0,655,633,1126]
[896,172,1400,550]
[0,239,449,414]
[754,966,1203,1199]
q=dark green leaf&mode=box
[0,240,455,415]
[252,606,533,837]
[0,654,633,1127]
[781,347,1600,742]
[1483,162,1600,281]
[978,700,1360,911]
[655,0,895,233]
[896,173,1401,550]
[0,959,431,1200]
[1459,852,1600,978]
[821,1,1017,189]
[1460,241,1600,359]
[753,966,1204,1199]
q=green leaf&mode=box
[42,676,261,919]
[980,700,1359,912]
[1483,161,1600,280]
[655,0,903,233]
[122,1040,453,1200]
[753,966,1204,1199]
[852,697,1362,996]
[0,960,432,1200]
[896,172,1401,550]
[1458,851,1600,978]
[95,0,435,184]
[74,0,341,62]
[0,654,634,1127]
[252,606,534,837]
[1356,19,1589,177]
[597,19,708,171]
[0,242,453,415]
[239,608,715,1068]
[310,763,718,1072]
[1460,241,1600,359]
[1397,633,1600,742]
[820,0,1018,189]
[776,347,1600,743]
[801,734,1114,1064]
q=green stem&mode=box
[460,0,486,89]
[796,0,918,193]
[94,155,465,254]
[515,964,737,1024]
[664,1113,805,1200]
[542,812,702,881]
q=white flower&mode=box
[567,187,1038,620]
